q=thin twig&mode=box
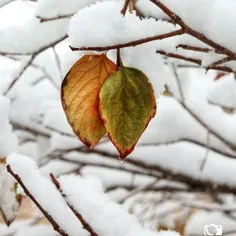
[207,56,233,68]
[157,50,202,65]
[37,15,72,23]
[171,63,185,102]
[119,179,159,204]
[158,50,233,73]
[121,0,131,15]
[200,130,210,171]
[176,44,213,53]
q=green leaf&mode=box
[99,67,156,160]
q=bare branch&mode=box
[70,29,184,51]
[0,35,67,56]
[157,50,201,65]
[121,0,131,15]
[207,56,233,68]
[12,122,51,138]
[119,179,159,203]
[157,50,233,73]
[37,15,72,23]
[176,44,213,53]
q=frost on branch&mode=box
[7,153,180,236]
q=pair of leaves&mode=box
[61,54,156,160]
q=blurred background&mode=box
[1,1,236,236]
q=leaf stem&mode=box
[116,48,123,68]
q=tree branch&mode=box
[157,50,201,65]
[7,165,69,236]
[37,15,72,23]
[1,35,67,95]
[176,44,213,53]
[157,50,233,73]
[70,29,184,51]
[121,0,131,15]
[50,174,99,236]
[150,0,236,60]
[207,56,233,68]
[3,56,35,95]
[50,147,236,194]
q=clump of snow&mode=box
[0,17,68,54]
[36,0,111,19]
[68,1,178,48]
[0,95,18,157]
[135,0,168,19]
[208,74,236,109]
[15,225,58,236]
[0,160,20,225]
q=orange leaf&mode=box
[61,54,117,148]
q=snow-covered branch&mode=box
[6,153,180,236]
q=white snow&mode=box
[6,153,179,236]
[0,160,20,225]
[59,174,180,236]
[107,42,167,97]
[15,225,58,236]
[208,74,236,109]
[125,142,236,188]
[36,0,108,19]
[68,1,179,48]
[0,17,68,54]
[136,0,236,53]
[0,95,18,157]
[6,153,88,236]
[2,0,236,235]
